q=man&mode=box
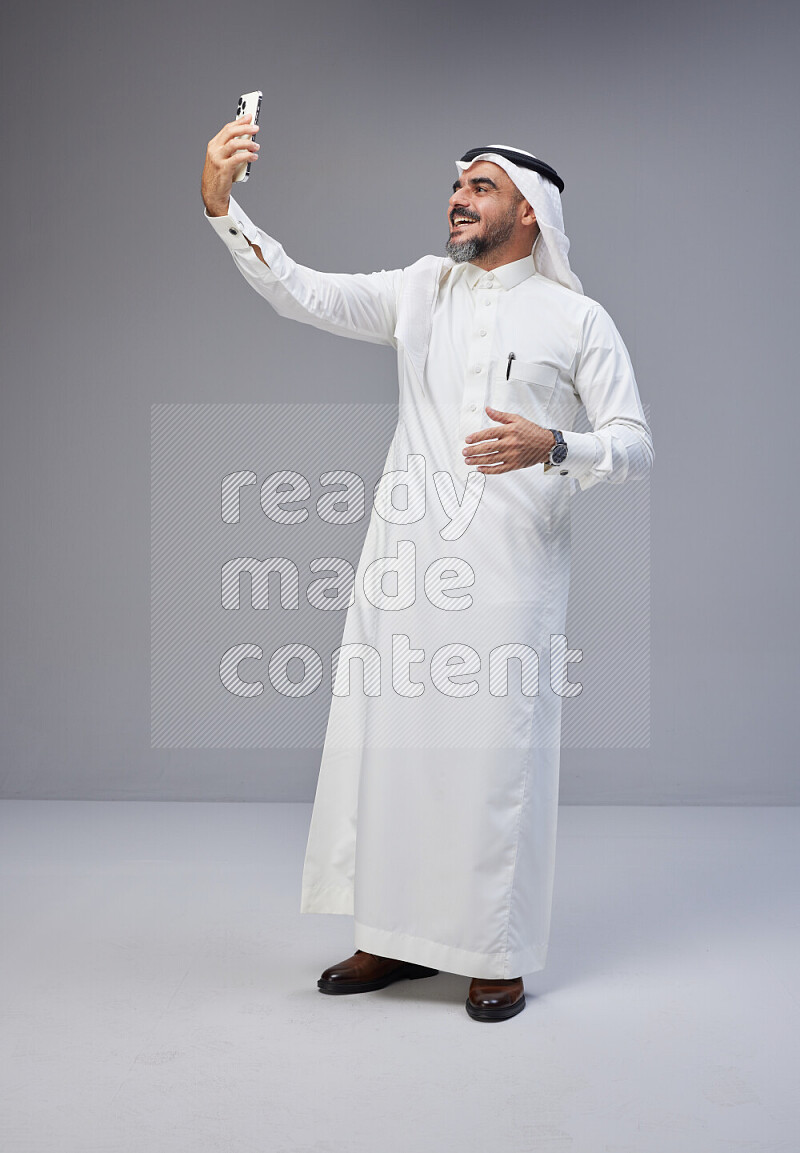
[202,117,653,1022]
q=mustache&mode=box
[449,209,481,226]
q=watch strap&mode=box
[547,429,567,466]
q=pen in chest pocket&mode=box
[505,352,516,380]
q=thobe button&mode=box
[473,365,483,373]
[479,329,487,337]
[229,227,239,235]
[484,300,492,307]
[470,404,477,411]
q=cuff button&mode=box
[228,227,238,236]
[560,470,569,475]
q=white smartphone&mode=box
[232,90,262,183]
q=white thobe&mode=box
[207,196,653,978]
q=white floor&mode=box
[0,801,797,1153]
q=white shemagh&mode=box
[454,146,584,294]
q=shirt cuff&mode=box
[204,194,260,253]
[543,429,599,479]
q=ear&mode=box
[520,200,537,227]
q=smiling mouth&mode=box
[450,215,479,230]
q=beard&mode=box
[445,202,519,263]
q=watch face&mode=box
[552,444,568,464]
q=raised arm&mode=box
[202,116,402,347]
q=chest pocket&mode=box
[491,359,559,425]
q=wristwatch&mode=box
[547,429,568,466]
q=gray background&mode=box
[1,0,797,801]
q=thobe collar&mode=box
[461,252,536,292]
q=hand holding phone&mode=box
[201,94,262,217]
[232,90,262,183]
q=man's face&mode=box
[446,161,526,264]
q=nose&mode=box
[449,185,471,210]
[448,187,475,222]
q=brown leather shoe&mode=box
[318,949,439,995]
[466,976,526,1021]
